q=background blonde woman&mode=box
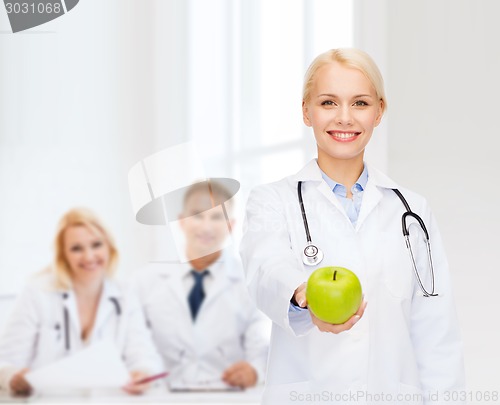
[0,208,163,396]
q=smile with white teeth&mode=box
[328,131,360,139]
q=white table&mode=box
[0,386,264,404]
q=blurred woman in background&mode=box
[0,208,163,396]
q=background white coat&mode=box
[0,272,163,392]
[134,253,270,386]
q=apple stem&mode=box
[333,270,337,281]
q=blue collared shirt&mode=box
[320,165,369,226]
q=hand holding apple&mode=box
[292,282,308,308]
[310,300,367,334]
[306,266,363,324]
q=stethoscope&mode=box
[57,293,122,351]
[298,181,438,297]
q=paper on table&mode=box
[169,378,242,392]
[25,339,130,390]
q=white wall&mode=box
[382,0,500,393]
[353,0,389,173]
[0,0,193,296]
[0,0,357,322]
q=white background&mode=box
[0,0,498,395]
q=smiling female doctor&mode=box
[240,49,465,404]
[0,208,163,396]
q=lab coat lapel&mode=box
[92,280,121,336]
[292,158,353,222]
[154,265,194,350]
[158,265,192,318]
[293,160,401,231]
[355,180,383,231]
[356,164,400,231]
[317,181,351,221]
[201,268,231,313]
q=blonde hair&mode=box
[52,208,118,289]
[302,48,387,112]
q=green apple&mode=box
[306,266,362,324]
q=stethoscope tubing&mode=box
[297,181,312,243]
[61,296,122,351]
[64,306,70,351]
[392,188,437,297]
[297,182,438,297]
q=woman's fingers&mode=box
[293,283,308,308]
[311,299,368,334]
[356,299,368,316]
[122,371,150,395]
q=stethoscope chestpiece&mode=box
[302,243,324,266]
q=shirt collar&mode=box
[291,159,398,189]
[151,250,243,282]
[320,164,369,195]
[181,255,224,280]
[47,272,122,299]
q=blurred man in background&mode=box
[134,180,269,389]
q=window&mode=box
[186,0,354,237]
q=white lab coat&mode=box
[134,252,270,385]
[0,271,163,393]
[240,159,465,405]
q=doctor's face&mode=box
[63,225,110,285]
[302,62,383,164]
[179,191,233,259]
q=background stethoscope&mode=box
[57,293,122,351]
[297,181,438,297]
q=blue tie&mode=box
[188,270,209,321]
